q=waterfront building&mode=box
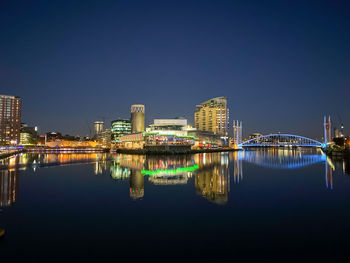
[0,95,21,145]
[194,97,229,136]
[111,119,131,143]
[120,115,223,150]
[20,123,38,145]
[94,121,104,137]
[37,135,46,146]
[146,118,195,136]
[97,129,112,148]
[119,130,221,149]
[45,140,99,148]
[131,104,145,133]
[249,133,263,140]
[334,128,344,138]
[45,132,63,141]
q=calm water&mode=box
[1,149,350,261]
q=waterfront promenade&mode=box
[0,147,25,159]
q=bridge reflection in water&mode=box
[237,149,335,189]
[0,149,347,206]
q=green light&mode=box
[141,164,199,176]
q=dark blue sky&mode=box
[1,0,349,139]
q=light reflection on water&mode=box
[1,149,350,261]
[0,149,348,207]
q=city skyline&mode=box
[1,0,350,138]
[1,93,343,141]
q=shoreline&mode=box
[115,147,241,155]
[0,149,26,159]
[0,147,241,159]
[323,147,350,158]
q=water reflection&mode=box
[0,168,18,207]
[239,149,327,169]
[130,170,144,199]
[0,165,19,238]
[194,153,230,205]
[0,149,349,205]
[0,153,109,171]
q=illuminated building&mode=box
[131,104,145,133]
[97,129,112,148]
[119,118,222,149]
[249,133,262,140]
[151,118,189,130]
[45,132,62,141]
[111,119,131,143]
[120,133,145,149]
[20,123,38,145]
[334,128,344,138]
[0,95,21,145]
[94,121,104,137]
[45,140,99,148]
[194,97,229,136]
[147,118,191,133]
[147,118,194,134]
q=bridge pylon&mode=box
[323,115,332,146]
[233,120,242,150]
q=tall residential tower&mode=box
[195,97,229,136]
[0,95,21,145]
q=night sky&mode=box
[1,0,349,139]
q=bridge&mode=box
[238,150,327,169]
[238,134,326,148]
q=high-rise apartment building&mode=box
[194,97,229,136]
[0,95,21,145]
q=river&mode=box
[0,149,349,261]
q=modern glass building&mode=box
[20,123,38,145]
[111,119,131,143]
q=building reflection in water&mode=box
[144,155,195,185]
[325,157,335,190]
[194,153,230,205]
[0,168,19,207]
[1,149,348,206]
[130,170,144,199]
[110,160,130,180]
[1,154,20,208]
[233,151,243,184]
